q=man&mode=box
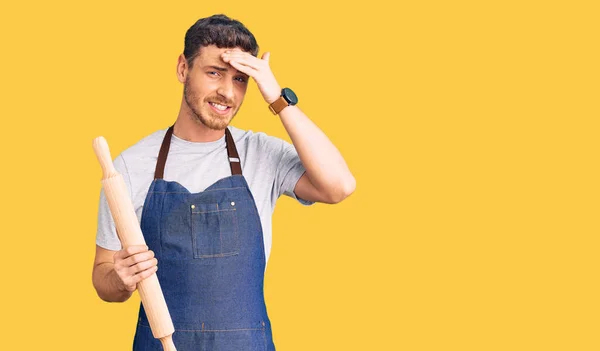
[92,14,355,350]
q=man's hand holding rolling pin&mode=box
[93,245,158,301]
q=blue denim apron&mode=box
[132,125,276,351]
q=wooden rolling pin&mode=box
[93,136,176,351]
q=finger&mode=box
[132,265,159,285]
[115,245,148,260]
[223,49,250,57]
[116,250,153,269]
[223,56,260,71]
[222,51,258,63]
[129,258,158,275]
[261,52,270,62]
[120,250,155,268]
[227,59,257,76]
[222,51,250,61]
[224,48,247,54]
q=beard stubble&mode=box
[183,79,237,131]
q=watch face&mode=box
[282,88,298,105]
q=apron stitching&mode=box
[191,204,197,257]
[138,322,266,332]
[185,327,265,332]
[158,189,167,257]
[234,209,240,252]
[218,203,224,254]
[262,321,267,350]
[150,186,248,193]
[198,251,238,258]
[192,209,236,214]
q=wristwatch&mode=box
[268,88,298,115]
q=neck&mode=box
[173,96,226,142]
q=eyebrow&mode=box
[207,65,228,72]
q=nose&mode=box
[216,78,234,102]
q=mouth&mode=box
[208,101,232,115]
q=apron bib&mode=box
[132,125,276,351]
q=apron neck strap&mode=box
[154,125,242,179]
[224,127,242,176]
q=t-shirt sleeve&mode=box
[273,139,315,206]
[95,154,130,251]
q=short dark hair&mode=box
[183,14,259,69]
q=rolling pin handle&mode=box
[160,335,177,351]
[92,136,118,178]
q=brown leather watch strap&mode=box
[268,96,289,115]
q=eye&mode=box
[208,71,219,77]
[235,76,248,83]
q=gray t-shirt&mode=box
[96,125,314,266]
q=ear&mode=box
[176,54,188,83]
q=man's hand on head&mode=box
[221,49,282,104]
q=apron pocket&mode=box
[200,322,268,351]
[191,201,240,259]
[201,329,267,351]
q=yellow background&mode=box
[1,0,598,350]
